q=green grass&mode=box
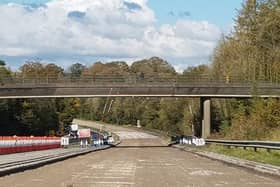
[198,145,280,166]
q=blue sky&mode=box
[148,0,243,28]
[0,0,244,72]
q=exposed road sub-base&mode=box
[1,131,279,186]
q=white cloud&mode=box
[0,47,36,56]
[174,20,221,42]
[0,0,222,71]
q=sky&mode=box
[0,0,244,72]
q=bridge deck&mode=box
[1,83,280,98]
[1,76,280,98]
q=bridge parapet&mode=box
[0,75,280,98]
[1,74,279,85]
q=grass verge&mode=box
[197,145,280,166]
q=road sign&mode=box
[71,124,78,131]
[78,129,91,138]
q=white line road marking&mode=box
[103,173,134,176]
[31,179,45,182]
[189,170,224,176]
[73,181,135,185]
[80,176,126,179]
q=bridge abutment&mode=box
[200,97,211,138]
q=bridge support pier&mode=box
[200,98,211,139]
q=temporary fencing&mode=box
[0,136,61,155]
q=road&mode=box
[0,122,279,187]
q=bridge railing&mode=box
[205,139,280,152]
[1,74,280,86]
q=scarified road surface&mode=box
[0,121,279,187]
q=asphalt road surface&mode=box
[0,122,279,187]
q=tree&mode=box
[182,65,211,82]
[158,98,184,134]
[0,60,12,84]
[131,57,176,77]
[20,61,45,78]
[141,98,160,129]
[213,0,280,83]
[83,61,130,76]
[56,98,81,135]
[69,63,86,78]
[79,98,99,121]
[0,99,20,135]
[45,63,64,78]
[0,60,6,66]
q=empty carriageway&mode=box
[1,121,279,186]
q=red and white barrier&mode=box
[0,136,61,155]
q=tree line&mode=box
[210,0,280,140]
[0,57,199,136]
[0,0,280,140]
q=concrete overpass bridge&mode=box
[1,75,280,138]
